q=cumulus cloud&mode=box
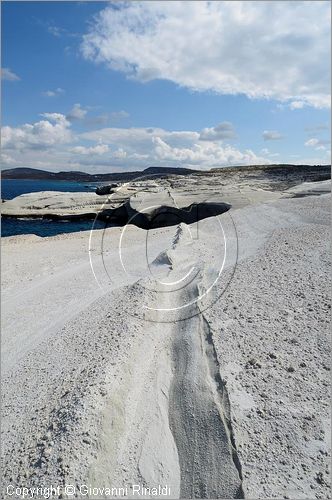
[305,138,320,147]
[199,122,236,141]
[81,126,199,153]
[153,136,265,167]
[305,137,330,150]
[66,104,114,127]
[288,96,331,110]
[81,1,330,108]
[1,68,20,81]
[2,113,72,151]
[82,125,267,168]
[42,87,65,97]
[113,148,127,159]
[2,115,269,171]
[66,103,88,121]
[289,100,305,110]
[71,143,109,155]
[263,130,283,141]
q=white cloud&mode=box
[305,137,330,150]
[153,136,266,168]
[292,153,331,165]
[47,25,72,38]
[1,68,20,81]
[48,25,63,37]
[260,148,279,158]
[289,96,331,110]
[80,125,269,168]
[305,138,320,147]
[42,87,65,97]
[2,113,72,151]
[66,103,88,121]
[46,24,78,39]
[289,100,305,110]
[110,110,130,121]
[81,126,199,151]
[1,153,16,165]
[66,107,113,127]
[199,122,236,141]
[113,148,127,159]
[71,144,109,155]
[2,115,270,171]
[81,1,330,108]
[65,107,129,127]
[263,130,283,141]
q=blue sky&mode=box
[2,1,331,172]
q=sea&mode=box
[2,179,107,237]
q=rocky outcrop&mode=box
[95,184,119,196]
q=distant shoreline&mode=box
[2,165,330,238]
[2,164,331,181]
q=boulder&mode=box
[95,184,119,196]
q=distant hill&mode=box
[1,168,91,181]
[1,166,198,182]
[2,164,330,182]
[211,164,331,173]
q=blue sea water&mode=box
[1,179,106,237]
[2,179,96,200]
